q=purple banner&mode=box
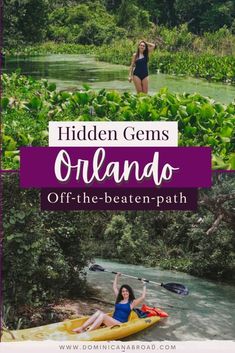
[41,188,198,211]
[20,147,211,188]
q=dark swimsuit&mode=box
[112,302,132,323]
[133,56,148,80]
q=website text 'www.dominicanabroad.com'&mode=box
[58,343,177,352]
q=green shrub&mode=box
[47,4,127,45]
[2,73,235,170]
[3,174,95,328]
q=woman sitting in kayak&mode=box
[73,273,146,333]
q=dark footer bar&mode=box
[41,188,198,211]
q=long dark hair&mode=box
[135,40,149,62]
[115,284,136,304]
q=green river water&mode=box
[86,259,235,341]
[3,54,235,104]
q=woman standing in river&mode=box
[128,40,158,94]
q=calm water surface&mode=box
[86,259,235,341]
[3,54,235,104]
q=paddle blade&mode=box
[89,264,105,272]
[161,282,189,296]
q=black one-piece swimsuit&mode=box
[133,56,148,80]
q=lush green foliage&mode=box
[150,52,235,83]
[5,25,235,57]
[2,73,235,170]
[3,173,235,329]
[157,25,235,55]
[3,0,49,47]
[3,174,96,328]
[4,42,96,57]
[85,174,235,282]
[47,2,126,45]
[5,26,235,84]
[3,0,235,48]
[95,40,235,84]
[170,0,235,33]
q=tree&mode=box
[199,173,235,235]
[174,0,235,33]
[3,174,93,328]
[137,0,176,26]
[48,3,126,44]
[3,0,49,46]
[116,0,139,31]
[199,1,235,32]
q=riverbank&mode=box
[4,41,235,85]
[95,42,235,85]
[4,297,113,331]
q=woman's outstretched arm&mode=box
[131,280,147,309]
[113,272,121,297]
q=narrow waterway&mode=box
[86,259,235,341]
[3,54,235,104]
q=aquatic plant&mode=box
[2,73,235,170]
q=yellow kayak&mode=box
[2,311,162,341]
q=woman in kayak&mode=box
[129,39,161,94]
[73,273,146,333]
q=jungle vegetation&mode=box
[3,173,235,328]
[3,0,235,48]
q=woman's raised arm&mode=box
[131,280,147,309]
[145,41,156,53]
[113,272,121,297]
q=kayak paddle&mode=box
[89,264,189,296]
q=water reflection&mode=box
[3,54,235,104]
